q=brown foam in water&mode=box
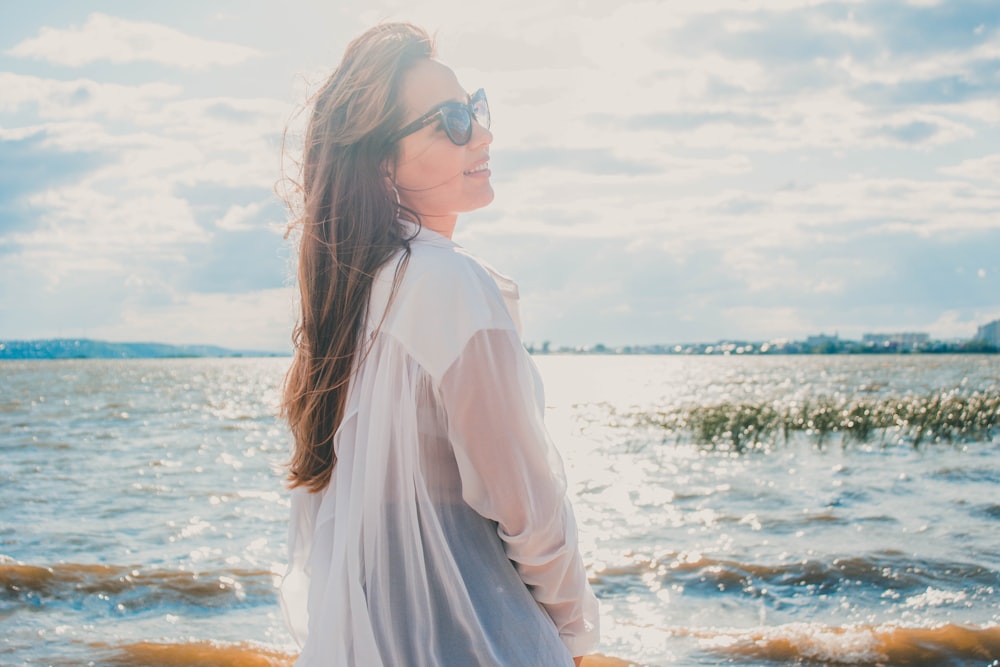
[0,561,273,599]
[94,642,636,667]
[686,622,1000,665]
[580,655,643,666]
[879,625,1000,664]
[99,641,295,667]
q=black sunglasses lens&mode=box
[471,90,490,130]
[441,106,473,145]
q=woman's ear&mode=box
[380,158,395,183]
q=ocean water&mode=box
[1,355,998,666]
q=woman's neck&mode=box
[415,213,457,239]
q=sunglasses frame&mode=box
[389,88,489,146]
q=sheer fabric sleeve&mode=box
[279,485,322,648]
[439,328,600,657]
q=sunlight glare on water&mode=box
[1,355,999,666]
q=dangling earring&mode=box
[384,172,402,219]
[391,183,402,211]
[390,181,402,218]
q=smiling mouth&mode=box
[464,161,490,175]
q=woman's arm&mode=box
[439,327,600,658]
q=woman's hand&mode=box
[574,658,584,667]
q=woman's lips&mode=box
[464,160,490,176]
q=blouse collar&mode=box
[396,218,521,326]
[397,218,457,249]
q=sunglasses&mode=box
[390,88,490,146]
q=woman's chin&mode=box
[471,185,495,209]
[453,189,494,215]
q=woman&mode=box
[280,23,600,666]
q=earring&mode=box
[389,181,402,218]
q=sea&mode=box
[1,354,998,666]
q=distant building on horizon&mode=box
[806,333,839,346]
[862,332,930,350]
[975,319,1000,347]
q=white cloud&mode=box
[939,154,1000,183]
[7,13,263,68]
[88,287,296,351]
[720,305,817,339]
[0,72,290,273]
[13,185,209,285]
[217,202,265,231]
[905,309,985,340]
[482,166,1000,251]
[0,72,182,119]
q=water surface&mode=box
[1,355,998,665]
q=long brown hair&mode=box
[282,23,434,492]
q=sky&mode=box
[1,0,998,352]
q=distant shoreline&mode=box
[531,347,999,356]
[2,337,996,360]
[0,338,289,361]
[528,339,998,356]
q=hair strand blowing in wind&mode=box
[281,23,434,492]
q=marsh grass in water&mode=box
[629,390,1000,451]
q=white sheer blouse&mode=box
[281,221,600,666]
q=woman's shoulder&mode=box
[403,241,496,297]
[369,227,517,378]
[374,223,501,305]
[387,239,510,328]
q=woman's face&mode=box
[391,59,493,234]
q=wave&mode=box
[78,627,999,667]
[683,622,1000,666]
[88,640,295,667]
[0,559,276,611]
[978,503,1000,520]
[591,551,1000,600]
[81,641,638,667]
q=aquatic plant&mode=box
[631,391,1000,450]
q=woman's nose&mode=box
[470,121,492,148]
